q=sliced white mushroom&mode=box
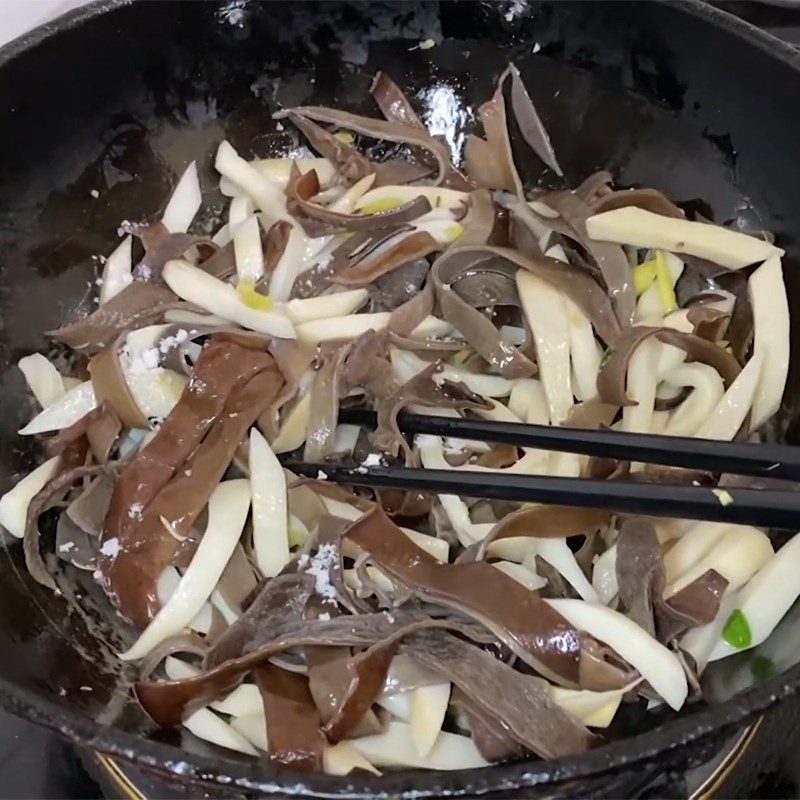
[665,525,773,597]
[253,156,336,188]
[156,567,214,635]
[163,259,295,339]
[400,528,449,562]
[663,522,734,584]
[348,721,488,770]
[591,544,618,605]
[586,207,782,269]
[215,141,289,224]
[749,255,789,429]
[493,560,547,590]
[621,337,660,434]
[324,741,381,776]
[267,224,312,302]
[485,536,536,563]
[517,271,573,424]
[284,289,368,325]
[694,353,763,440]
[184,708,258,756]
[212,223,232,247]
[327,173,376,213]
[120,479,251,660]
[391,348,516,398]
[233,214,264,282]
[126,368,188,423]
[354,185,468,213]
[271,393,311,454]
[228,194,255,229]
[99,236,133,304]
[662,363,725,436]
[162,161,202,234]
[249,429,289,578]
[211,683,263,717]
[296,312,389,345]
[551,685,627,728]
[229,712,268,751]
[708,531,800,662]
[0,456,61,538]
[410,683,451,757]
[545,598,688,710]
[19,380,97,435]
[18,354,66,408]
[680,591,739,674]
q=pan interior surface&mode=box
[1,0,800,795]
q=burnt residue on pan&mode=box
[2,0,800,796]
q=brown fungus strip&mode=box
[465,69,523,195]
[48,282,184,354]
[120,220,216,283]
[275,105,473,190]
[99,341,284,628]
[596,326,742,407]
[372,363,489,458]
[403,628,596,759]
[24,464,118,591]
[432,249,537,378]
[343,507,582,684]
[615,519,728,644]
[477,507,611,561]
[287,167,432,238]
[137,612,477,728]
[89,338,150,429]
[332,231,440,287]
[453,245,622,345]
[506,63,563,177]
[44,403,121,464]
[255,663,325,771]
[574,171,613,205]
[546,191,635,327]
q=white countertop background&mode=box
[1,0,88,47]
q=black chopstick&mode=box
[338,408,800,482]
[286,461,800,529]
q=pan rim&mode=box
[1,0,799,794]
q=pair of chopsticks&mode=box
[285,410,800,529]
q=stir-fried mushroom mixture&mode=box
[1,65,794,774]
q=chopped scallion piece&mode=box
[236,280,273,312]
[633,259,657,295]
[722,608,752,649]
[655,249,677,312]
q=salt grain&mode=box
[305,543,338,599]
[100,537,121,557]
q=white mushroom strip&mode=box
[254,156,336,188]
[681,591,739,674]
[354,185,468,213]
[392,348,517,398]
[665,525,773,598]
[120,479,252,660]
[99,236,133,304]
[155,567,213,635]
[348,721,488,770]
[324,742,381,776]
[183,708,258,756]
[126,368,188,423]
[661,363,724,436]
[545,599,688,710]
[410,683,451,757]
[249,429,290,578]
[284,289,369,325]
[233,214,264,282]
[493,560,547,590]
[327,173,376,213]
[0,456,61,538]
[271,393,311,453]
[215,141,290,223]
[18,354,66,408]
[586,207,782,269]
[19,380,97,435]
[591,544,618,605]
[162,259,295,338]
[749,255,789,430]
[517,271,573,424]
[267,224,313,302]
[621,337,660,434]
[162,161,202,234]
[228,194,255,229]
[295,313,446,346]
[663,522,736,584]
[551,685,628,728]
[524,539,600,602]
[694,353,763,440]
[708,532,800,662]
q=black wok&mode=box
[1,1,800,796]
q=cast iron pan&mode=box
[2,1,800,796]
